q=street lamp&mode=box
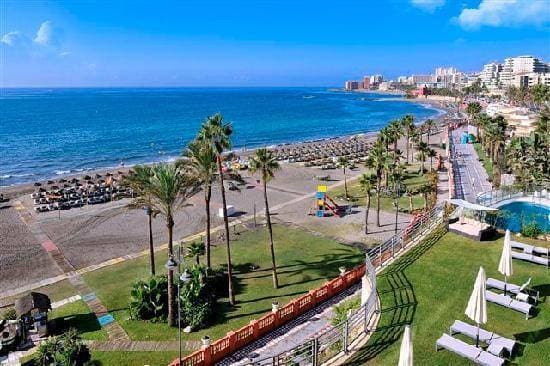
[165,255,192,364]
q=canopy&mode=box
[465,267,487,325]
[398,324,413,366]
[498,230,513,277]
[447,199,498,211]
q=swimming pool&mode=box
[493,201,550,233]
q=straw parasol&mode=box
[498,230,513,295]
[398,324,413,366]
[465,267,487,347]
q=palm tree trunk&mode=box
[376,175,381,227]
[196,255,200,266]
[365,195,370,234]
[167,216,175,327]
[263,179,279,289]
[148,211,155,276]
[430,156,434,172]
[405,133,410,164]
[205,185,212,269]
[217,155,235,306]
[394,195,399,234]
[343,167,348,198]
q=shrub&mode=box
[34,328,90,366]
[521,221,542,238]
[331,296,361,326]
[128,275,168,322]
[1,308,16,320]
[179,267,217,330]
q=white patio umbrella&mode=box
[465,266,487,347]
[398,324,413,366]
[498,230,513,295]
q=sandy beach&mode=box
[0,98,453,298]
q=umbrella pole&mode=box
[476,322,480,347]
[504,275,507,296]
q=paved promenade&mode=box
[449,125,492,202]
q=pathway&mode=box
[449,125,492,202]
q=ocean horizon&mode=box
[0,87,443,187]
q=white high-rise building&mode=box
[435,67,458,76]
[500,55,549,87]
[480,62,503,90]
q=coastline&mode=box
[0,95,452,197]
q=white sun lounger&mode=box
[450,320,516,357]
[486,277,539,303]
[512,251,549,267]
[436,333,505,366]
[486,290,533,319]
[510,240,549,256]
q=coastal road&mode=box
[449,125,492,202]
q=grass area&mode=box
[22,351,180,366]
[48,300,108,340]
[345,230,549,365]
[330,167,430,213]
[1,279,76,309]
[83,225,364,342]
[473,142,494,180]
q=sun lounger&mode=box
[435,334,505,366]
[510,240,549,256]
[486,290,533,319]
[512,251,549,267]
[486,277,539,303]
[449,320,516,356]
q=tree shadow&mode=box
[532,284,550,297]
[49,312,102,336]
[343,225,447,365]
[514,327,550,344]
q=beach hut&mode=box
[15,292,51,337]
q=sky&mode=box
[1,0,549,87]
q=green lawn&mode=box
[82,226,364,342]
[90,351,180,366]
[330,167,430,213]
[473,143,494,180]
[345,230,549,365]
[1,279,77,310]
[48,300,108,340]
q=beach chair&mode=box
[449,320,516,357]
[511,240,549,256]
[486,290,533,319]
[486,277,539,303]
[435,334,505,366]
[512,251,549,267]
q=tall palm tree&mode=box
[337,156,350,199]
[365,139,391,227]
[401,115,415,165]
[416,141,429,175]
[418,183,432,209]
[358,173,376,234]
[198,113,236,305]
[123,165,158,276]
[148,163,196,326]
[387,120,404,158]
[466,102,482,124]
[181,139,217,268]
[249,148,281,289]
[427,148,437,172]
[186,241,205,266]
[423,119,436,146]
[390,164,405,233]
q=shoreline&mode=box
[0,96,452,196]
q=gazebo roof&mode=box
[15,292,52,318]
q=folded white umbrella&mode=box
[465,266,487,347]
[498,230,513,295]
[398,324,413,366]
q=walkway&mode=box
[449,125,492,202]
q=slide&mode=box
[325,195,341,210]
[324,201,342,217]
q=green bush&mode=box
[331,296,361,326]
[1,308,16,320]
[521,221,542,238]
[128,275,168,322]
[179,267,217,330]
[34,328,90,366]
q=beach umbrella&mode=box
[34,182,42,187]
[84,175,92,180]
[47,180,54,185]
[465,266,487,347]
[498,230,513,295]
[398,325,413,366]
[95,174,102,179]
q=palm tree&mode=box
[387,120,404,158]
[390,164,405,233]
[249,148,281,289]
[365,139,391,227]
[148,163,196,326]
[428,148,437,172]
[181,139,217,268]
[466,101,482,123]
[416,141,429,175]
[418,183,432,209]
[337,156,350,198]
[404,185,415,213]
[186,241,205,266]
[423,119,436,146]
[358,173,376,234]
[198,113,236,305]
[123,165,158,276]
[401,115,415,165]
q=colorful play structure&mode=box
[314,185,344,217]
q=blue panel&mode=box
[316,210,324,217]
[82,293,96,302]
[98,314,114,326]
[316,192,325,199]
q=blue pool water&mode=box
[495,201,550,233]
[0,88,442,186]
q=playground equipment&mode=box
[314,185,344,217]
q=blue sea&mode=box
[0,88,443,186]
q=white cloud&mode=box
[457,0,550,30]
[411,0,446,12]
[1,31,29,47]
[33,21,64,48]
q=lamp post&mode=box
[165,255,191,365]
[144,206,155,276]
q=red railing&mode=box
[169,264,366,366]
